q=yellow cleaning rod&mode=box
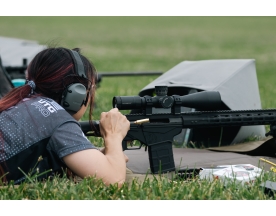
[259,158,276,167]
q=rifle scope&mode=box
[113,86,221,111]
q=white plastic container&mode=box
[199,164,263,186]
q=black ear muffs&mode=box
[60,49,90,113]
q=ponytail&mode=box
[0,84,34,112]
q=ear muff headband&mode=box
[68,49,86,78]
[61,49,90,113]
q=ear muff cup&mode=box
[61,83,87,113]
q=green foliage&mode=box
[1,16,276,199]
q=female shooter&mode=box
[0,47,130,186]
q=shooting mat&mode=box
[125,136,276,174]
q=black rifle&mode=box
[80,86,276,174]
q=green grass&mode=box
[1,16,276,200]
[1,169,276,200]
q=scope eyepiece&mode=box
[113,96,145,110]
